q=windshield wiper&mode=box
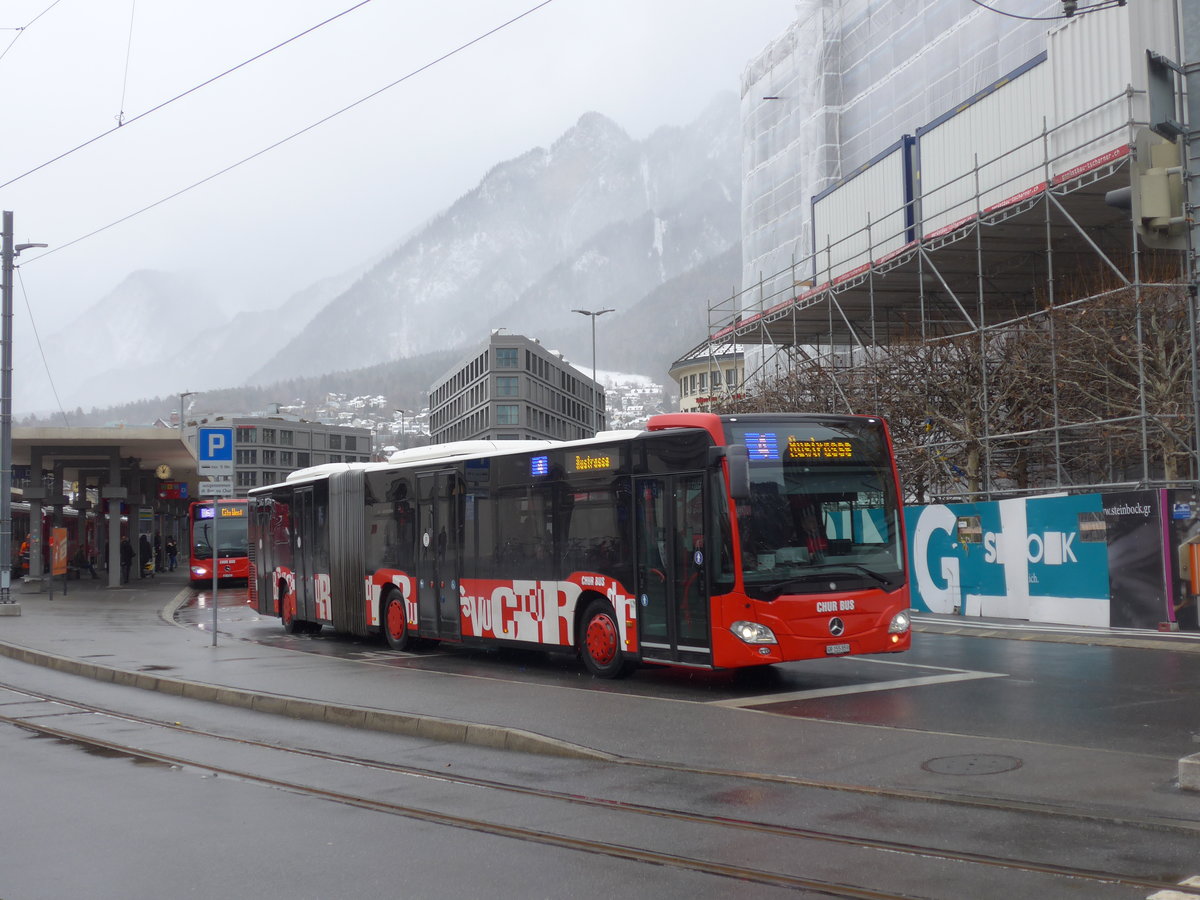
[759,565,895,599]
[810,563,895,587]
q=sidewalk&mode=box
[0,572,1197,806]
[913,611,1200,653]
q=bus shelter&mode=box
[9,427,199,590]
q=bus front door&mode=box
[417,471,462,640]
[634,473,711,665]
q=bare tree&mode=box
[714,273,1196,500]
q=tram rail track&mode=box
[1,680,1197,900]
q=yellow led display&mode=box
[571,453,614,472]
[786,437,854,460]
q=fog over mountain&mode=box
[17,94,740,417]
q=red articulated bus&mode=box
[248,412,910,677]
[188,499,250,587]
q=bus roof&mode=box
[248,430,653,495]
[386,439,554,465]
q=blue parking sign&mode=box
[198,427,234,478]
[199,428,233,461]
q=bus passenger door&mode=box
[417,471,462,640]
[293,487,316,622]
[634,474,711,665]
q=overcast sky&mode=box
[2,0,799,334]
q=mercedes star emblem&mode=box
[829,617,845,636]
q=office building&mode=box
[429,332,602,443]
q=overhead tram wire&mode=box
[0,0,376,192]
[0,0,63,66]
[15,268,69,427]
[21,0,561,266]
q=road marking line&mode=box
[708,669,1007,708]
[1148,875,1200,899]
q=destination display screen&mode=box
[729,419,884,466]
[195,505,245,520]
[567,451,617,474]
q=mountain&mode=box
[15,266,363,414]
[17,94,740,416]
[250,94,740,383]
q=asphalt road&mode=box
[0,581,1194,899]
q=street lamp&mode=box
[1,211,47,607]
[572,308,614,436]
[393,409,411,449]
[178,391,197,438]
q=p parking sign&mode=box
[198,427,234,477]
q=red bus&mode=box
[248,412,910,677]
[188,499,250,587]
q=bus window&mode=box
[495,485,554,578]
[561,486,622,574]
[365,472,415,572]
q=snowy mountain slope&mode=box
[250,94,739,383]
[16,94,740,415]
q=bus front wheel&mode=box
[579,599,636,679]
[382,589,409,651]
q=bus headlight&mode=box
[192,566,209,578]
[731,621,777,645]
[888,611,911,634]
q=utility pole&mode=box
[1,212,47,613]
[572,308,614,436]
[179,391,196,438]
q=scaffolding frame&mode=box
[704,88,1196,502]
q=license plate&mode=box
[826,643,851,655]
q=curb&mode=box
[912,619,1200,653]
[1181,753,1200,793]
[0,595,619,764]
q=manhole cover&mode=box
[921,754,1023,776]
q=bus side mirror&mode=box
[726,445,750,502]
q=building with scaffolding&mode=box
[703,0,1190,503]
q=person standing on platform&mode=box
[120,537,134,584]
[139,534,152,579]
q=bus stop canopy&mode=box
[11,426,199,503]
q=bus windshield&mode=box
[191,520,249,559]
[725,417,904,598]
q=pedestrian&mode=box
[73,547,98,579]
[120,537,134,584]
[154,534,163,572]
[166,536,178,571]
[139,534,152,579]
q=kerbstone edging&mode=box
[0,614,617,763]
[1181,753,1200,792]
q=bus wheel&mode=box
[382,590,409,651]
[281,601,304,635]
[580,600,635,679]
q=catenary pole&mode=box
[1,212,46,611]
